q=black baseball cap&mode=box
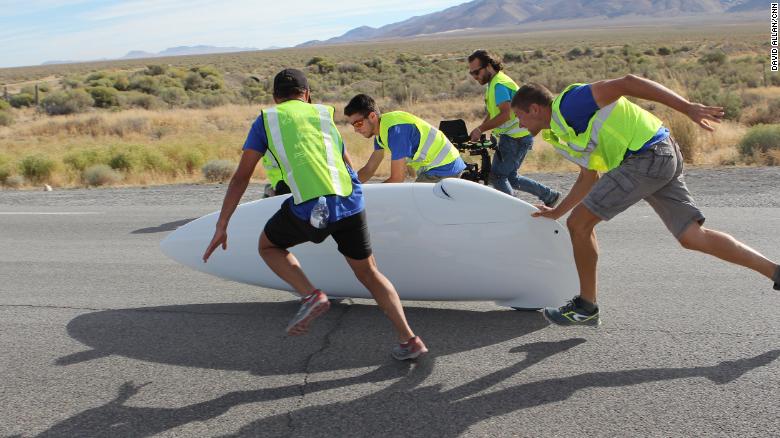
[273,68,309,95]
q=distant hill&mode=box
[121,45,258,59]
[42,45,259,65]
[299,0,766,46]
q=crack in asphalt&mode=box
[286,300,353,435]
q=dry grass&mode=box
[0,91,767,188]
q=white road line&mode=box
[0,212,103,215]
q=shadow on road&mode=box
[56,302,549,375]
[130,218,196,234]
[38,338,779,437]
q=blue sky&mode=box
[0,0,466,68]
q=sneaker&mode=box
[391,336,429,360]
[542,296,601,327]
[544,190,561,208]
[286,290,330,336]
[773,265,780,291]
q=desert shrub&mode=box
[61,76,82,89]
[193,92,230,108]
[364,58,383,71]
[85,71,107,82]
[454,79,483,98]
[145,64,167,76]
[0,154,11,183]
[699,50,727,65]
[123,91,162,110]
[88,86,120,108]
[689,78,742,120]
[337,63,364,74]
[160,87,189,107]
[185,66,223,90]
[307,56,335,74]
[739,124,780,164]
[743,98,780,125]
[38,84,50,92]
[108,146,172,173]
[63,148,108,172]
[10,93,34,108]
[184,72,205,90]
[41,89,94,115]
[202,160,234,182]
[0,99,9,111]
[108,151,135,171]
[5,175,24,188]
[566,48,583,59]
[0,110,12,126]
[19,155,56,183]
[181,150,205,173]
[163,146,206,173]
[504,52,525,63]
[129,75,160,94]
[113,74,130,91]
[240,78,265,103]
[664,111,700,163]
[83,164,122,186]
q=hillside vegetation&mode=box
[1,23,778,188]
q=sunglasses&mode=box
[350,117,366,128]
[469,66,485,77]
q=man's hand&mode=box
[531,205,564,220]
[203,227,227,262]
[685,102,724,131]
[469,127,482,142]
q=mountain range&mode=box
[41,45,260,65]
[298,0,767,46]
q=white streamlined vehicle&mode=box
[161,178,578,309]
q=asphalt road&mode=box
[1,167,779,437]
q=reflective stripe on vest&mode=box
[263,100,352,204]
[486,71,530,138]
[377,111,459,172]
[544,83,663,172]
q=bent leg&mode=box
[677,222,777,279]
[259,231,315,296]
[567,204,603,304]
[345,255,415,342]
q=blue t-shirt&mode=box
[243,114,364,222]
[372,123,466,177]
[493,83,514,106]
[558,84,669,150]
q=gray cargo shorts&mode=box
[582,136,705,238]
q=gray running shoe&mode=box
[391,336,429,360]
[286,290,330,336]
[542,296,600,327]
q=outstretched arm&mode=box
[590,74,724,131]
[532,166,599,220]
[203,149,261,262]
[357,149,385,183]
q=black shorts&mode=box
[264,202,372,260]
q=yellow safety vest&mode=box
[262,100,352,204]
[376,111,459,172]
